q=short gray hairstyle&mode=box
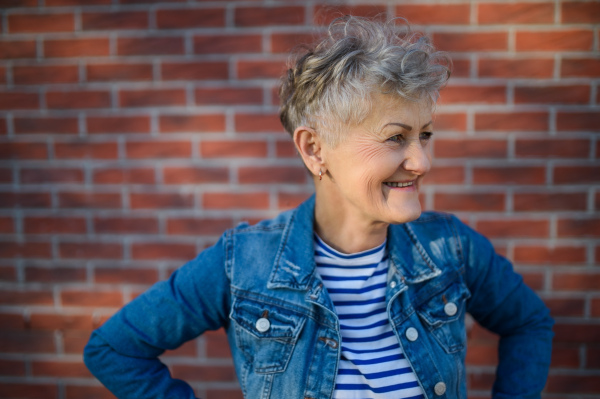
[279,16,451,146]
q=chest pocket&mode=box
[230,297,306,374]
[416,282,470,353]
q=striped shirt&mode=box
[314,235,425,399]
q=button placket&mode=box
[405,327,419,342]
[434,381,446,395]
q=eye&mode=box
[387,134,405,144]
[420,131,434,141]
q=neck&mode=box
[314,188,388,254]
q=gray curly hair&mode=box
[279,16,451,146]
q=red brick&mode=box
[121,0,184,3]
[475,219,549,238]
[278,192,312,210]
[515,85,590,104]
[194,34,262,54]
[0,142,47,159]
[473,166,545,185]
[119,88,186,107]
[118,37,184,56]
[25,267,86,283]
[130,192,194,209]
[47,0,110,4]
[434,193,505,212]
[522,272,550,290]
[587,346,600,368]
[546,375,600,394]
[237,59,287,80]
[562,58,600,77]
[465,341,498,366]
[432,32,508,52]
[554,166,600,184]
[395,4,470,24]
[200,141,267,158]
[32,360,92,378]
[0,266,17,281]
[545,298,586,317]
[29,313,93,330]
[235,6,304,27]
[130,242,197,260]
[0,289,53,305]
[13,65,79,84]
[126,141,191,159]
[61,290,123,307]
[166,218,232,236]
[203,192,269,210]
[94,217,158,234]
[203,331,230,358]
[239,166,306,184]
[0,168,11,183]
[92,168,155,185]
[434,139,506,158]
[474,112,548,131]
[157,8,225,29]
[515,139,589,158]
[171,364,237,382]
[21,167,83,184]
[0,69,5,85]
[0,40,36,59]
[47,90,111,109]
[87,63,153,82]
[58,191,122,209]
[55,141,117,159]
[162,339,197,358]
[0,0,37,6]
[271,32,317,53]
[439,85,506,105]
[516,30,593,51]
[551,344,581,368]
[95,267,158,285]
[424,166,465,184]
[0,92,39,110]
[205,389,243,399]
[87,116,150,134]
[59,242,123,259]
[24,216,86,234]
[235,113,283,133]
[159,114,225,133]
[513,245,586,264]
[513,192,587,211]
[163,166,228,184]
[161,61,228,81]
[82,11,148,30]
[14,117,78,134]
[276,141,296,158]
[0,217,13,233]
[314,5,388,25]
[65,385,115,399]
[562,1,600,23]
[0,382,57,399]
[478,58,554,78]
[8,13,74,33]
[44,38,110,58]
[0,192,51,208]
[433,113,467,132]
[558,218,600,237]
[195,88,262,106]
[556,112,600,132]
[0,313,25,330]
[478,3,553,24]
[0,359,26,377]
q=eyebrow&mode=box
[383,120,433,131]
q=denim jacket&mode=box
[84,195,553,399]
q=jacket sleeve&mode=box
[83,234,232,399]
[453,216,554,399]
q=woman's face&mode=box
[319,93,433,226]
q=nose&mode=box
[402,141,431,175]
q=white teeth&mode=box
[384,181,414,188]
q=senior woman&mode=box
[84,16,553,399]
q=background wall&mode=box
[0,1,598,398]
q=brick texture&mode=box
[0,2,597,399]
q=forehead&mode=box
[361,93,434,132]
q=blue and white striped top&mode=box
[314,234,425,399]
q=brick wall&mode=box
[0,1,598,398]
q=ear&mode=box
[293,126,325,178]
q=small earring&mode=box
[319,170,322,181]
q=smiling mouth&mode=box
[383,181,415,188]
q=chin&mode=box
[388,204,422,225]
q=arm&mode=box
[453,217,554,399]
[84,236,232,399]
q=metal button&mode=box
[405,327,418,342]
[390,281,397,288]
[434,381,446,395]
[255,317,270,332]
[444,302,458,317]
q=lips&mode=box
[383,180,415,188]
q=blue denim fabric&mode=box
[84,195,553,399]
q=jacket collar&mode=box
[267,195,441,290]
